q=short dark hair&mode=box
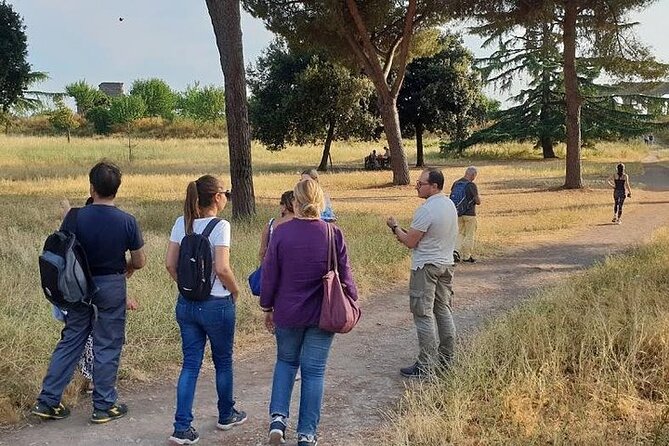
[89,161,122,198]
[425,168,444,190]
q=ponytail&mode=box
[183,175,223,234]
[184,181,200,235]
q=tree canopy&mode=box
[398,32,489,166]
[0,1,31,113]
[244,0,451,185]
[130,78,177,119]
[460,0,669,188]
[248,41,377,171]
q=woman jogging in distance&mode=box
[607,163,632,224]
[165,175,246,445]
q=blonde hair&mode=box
[293,179,324,219]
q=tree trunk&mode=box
[378,93,410,185]
[206,0,256,219]
[66,129,71,144]
[415,121,424,167]
[562,1,583,188]
[540,136,556,159]
[318,119,335,172]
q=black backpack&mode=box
[449,180,470,216]
[177,218,221,301]
[38,209,98,308]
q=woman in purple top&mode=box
[260,179,358,446]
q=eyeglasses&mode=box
[219,189,231,199]
[416,181,431,187]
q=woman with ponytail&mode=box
[165,175,246,444]
[260,179,358,446]
[607,163,632,224]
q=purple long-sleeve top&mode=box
[260,218,358,328]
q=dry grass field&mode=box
[0,135,655,424]
[387,229,669,445]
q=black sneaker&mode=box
[463,257,477,263]
[31,401,70,420]
[216,408,248,430]
[269,414,287,445]
[400,362,426,378]
[453,250,461,263]
[169,426,200,445]
[297,433,318,446]
[90,402,128,424]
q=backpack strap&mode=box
[201,218,222,238]
[61,207,80,233]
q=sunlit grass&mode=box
[387,229,669,445]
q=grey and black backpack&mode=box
[38,209,98,308]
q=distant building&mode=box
[98,82,124,97]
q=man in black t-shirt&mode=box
[32,162,146,424]
[451,166,481,263]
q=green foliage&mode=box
[248,41,377,151]
[398,32,490,144]
[244,0,447,70]
[110,95,146,126]
[48,100,79,142]
[177,83,225,122]
[447,5,669,156]
[130,78,176,119]
[0,1,31,113]
[85,106,113,134]
[65,80,108,115]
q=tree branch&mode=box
[344,0,388,88]
[390,0,417,99]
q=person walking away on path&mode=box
[607,163,632,225]
[300,168,337,222]
[260,179,358,446]
[387,168,457,378]
[451,166,481,263]
[259,190,295,261]
[32,161,146,423]
[165,175,246,445]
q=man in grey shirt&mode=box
[387,168,458,377]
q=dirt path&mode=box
[4,161,669,446]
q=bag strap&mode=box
[201,218,222,238]
[61,207,80,233]
[326,223,338,273]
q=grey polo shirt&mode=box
[409,192,458,270]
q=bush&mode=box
[86,106,113,135]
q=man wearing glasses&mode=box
[386,168,458,378]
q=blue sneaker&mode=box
[216,408,247,430]
[169,426,200,445]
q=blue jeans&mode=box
[39,274,127,411]
[173,295,236,431]
[269,326,335,437]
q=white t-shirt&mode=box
[410,193,458,270]
[169,216,231,297]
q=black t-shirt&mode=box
[62,204,144,276]
[451,178,479,216]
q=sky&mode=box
[9,0,669,105]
